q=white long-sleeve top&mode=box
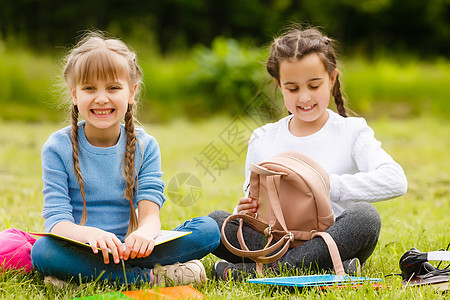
[238,109,407,218]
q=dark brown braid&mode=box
[71,104,88,225]
[124,103,138,236]
[332,74,347,117]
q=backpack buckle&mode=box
[310,230,318,240]
[264,225,272,236]
[288,232,294,242]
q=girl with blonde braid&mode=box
[31,31,220,286]
[209,25,407,280]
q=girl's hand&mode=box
[123,225,156,260]
[85,228,124,265]
[237,197,258,214]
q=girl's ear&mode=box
[128,84,138,104]
[273,78,281,89]
[330,69,338,88]
[70,86,77,105]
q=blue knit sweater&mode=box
[41,121,165,241]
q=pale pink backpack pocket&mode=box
[0,228,36,273]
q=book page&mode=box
[154,230,191,245]
[29,230,191,252]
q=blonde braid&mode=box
[124,104,138,236]
[71,104,88,225]
[64,32,144,231]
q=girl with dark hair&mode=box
[209,26,407,280]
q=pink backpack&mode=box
[0,228,36,273]
[221,151,345,275]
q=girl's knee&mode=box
[337,202,381,240]
[361,202,381,225]
[192,216,221,250]
[349,202,380,225]
[349,202,381,239]
[201,216,221,240]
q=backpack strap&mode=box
[265,174,288,232]
[221,214,346,276]
[249,165,290,233]
[311,231,346,276]
[221,213,292,261]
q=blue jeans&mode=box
[31,216,220,284]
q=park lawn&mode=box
[0,116,448,299]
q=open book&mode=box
[248,274,383,287]
[29,230,191,253]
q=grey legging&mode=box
[209,202,381,272]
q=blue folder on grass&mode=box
[248,274,382,287]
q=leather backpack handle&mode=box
[220,168,292,268]
[221,213,291,261]
[221,214,346,276]
[311,231,346,276]
[249,164,287,176]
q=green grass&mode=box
[0,116,449,299]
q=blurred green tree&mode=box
[0,0,449,56]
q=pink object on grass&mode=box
[0,228,36,273]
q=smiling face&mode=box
[71,75,135,140]
[68,47,138,146]
[277,53,337,136]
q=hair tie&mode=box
[324,38,331,50]
[273,38,280,48]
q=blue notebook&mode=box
[248,275,382,287]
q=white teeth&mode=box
[92,109,113,115]
[301,105,314,110]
